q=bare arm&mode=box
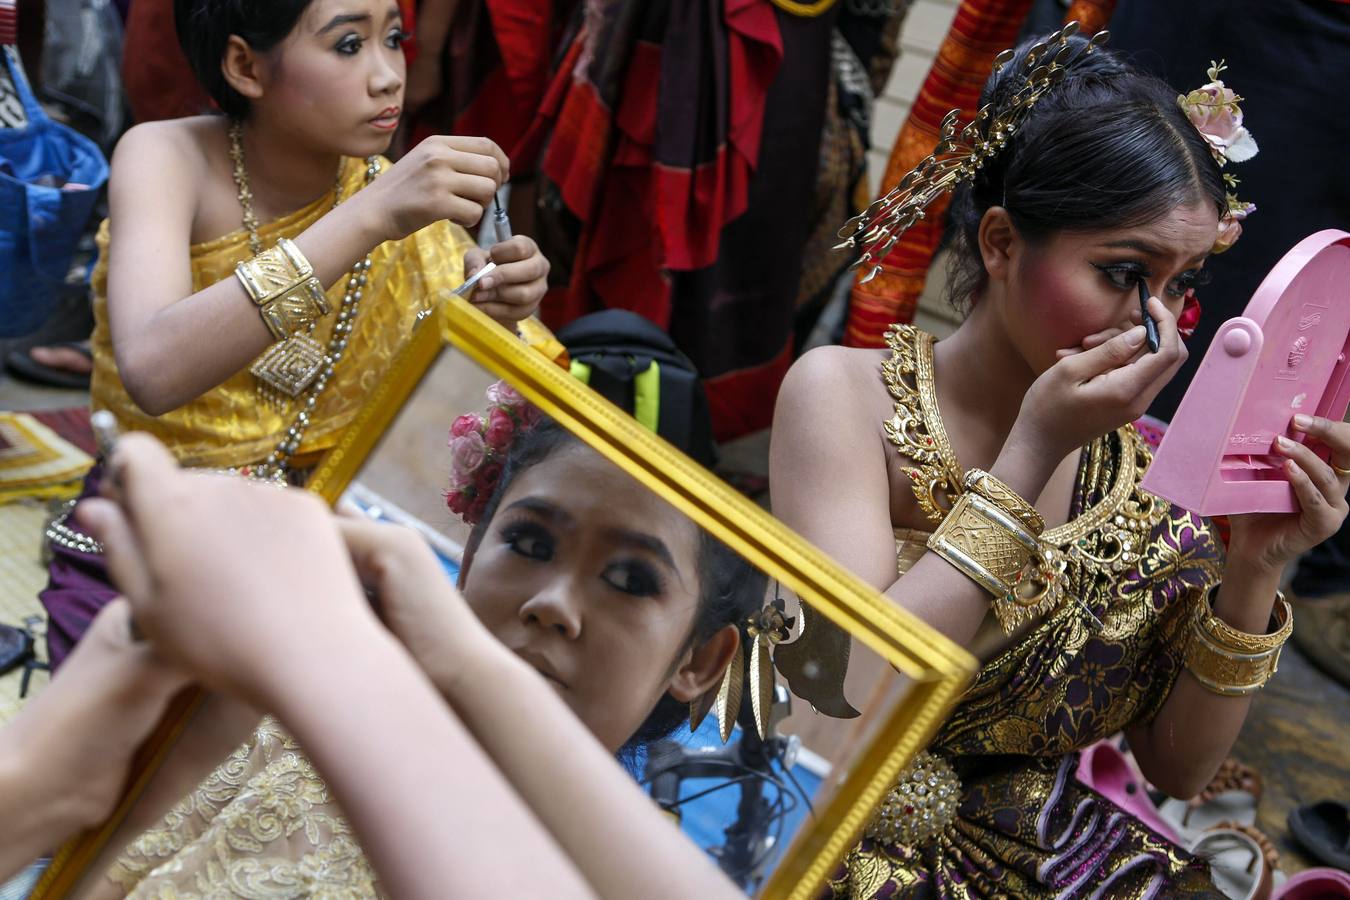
[767,347,1059,646]
[0,602,186,880]
[105,125,386,414]
[340,520,745,900]
[81,437,594,900]
[105,126,506,414]
[772,312,1186,656]
[414,0,458,57]
[1124,558,1281,799]
[1128,413,1350,798]
[404,0,458,112]
[261,612,597,900]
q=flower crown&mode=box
[1176,60,1258,253]
[445,381,542,524]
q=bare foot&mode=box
[28,345,93,376]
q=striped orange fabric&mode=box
[844,0,1036,346]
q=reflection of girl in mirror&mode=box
[75,421,763,896]
[773,33,1350,897]
[37,0,552,670]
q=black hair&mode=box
[173,0,314,119]
[944,34,1227,310]
[463,420,767,756]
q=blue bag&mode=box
[0,47,108,337]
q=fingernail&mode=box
[1125,327,1146,346]
[1276,435,1291,450]
[482,276,495,289]
[1294,414,1313,429]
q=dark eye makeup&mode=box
[499,520,554,562]
[497,519,667,599]
[335,27,408,55]
[1093,261,1211,298]
[601,561,666,599]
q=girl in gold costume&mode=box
[40,0,551,668]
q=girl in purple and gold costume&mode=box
[771,29,1350,898]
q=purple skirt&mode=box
[39,463,115,669]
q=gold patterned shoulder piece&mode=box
[1049,427,1170,576]
[881,324,963,523]
[880,322,1170,581]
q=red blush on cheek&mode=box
[1018,253,1117,351]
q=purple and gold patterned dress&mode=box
[821,327,1225,898]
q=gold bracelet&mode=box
[234,237,331,340]
[1199,589,1293,653]
[928,491,1036,601]
[1185,592,1292,696]
[963,468,1045,535]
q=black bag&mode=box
[556,310,718,468]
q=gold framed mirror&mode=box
[31,298,975,899]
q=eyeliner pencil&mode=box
[1138,279,1160,353]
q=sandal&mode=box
[1189,825,1277,900]
[1077,739,1182,843]
[1158,758,1263,843]
[0,625,33,676]
[1289,801,1350,872]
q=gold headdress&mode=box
[834,21,1109,284]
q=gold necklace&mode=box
[228,121,380,479]
[880,323,1167,626]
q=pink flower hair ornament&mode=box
[1177,60,1258,254]
[445,381,542,524]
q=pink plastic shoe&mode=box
[1076,740,1182,844]
[1272,868,1350,899]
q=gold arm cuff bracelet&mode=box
[928,492,1036,599]
[963,468,1046,535]
[234,237,331,340]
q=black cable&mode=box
[782,763,817,819]
[663,774,763,809]
[724,769,802,883]
[639,757,755,786]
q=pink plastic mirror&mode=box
[1142,229,1350,516]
